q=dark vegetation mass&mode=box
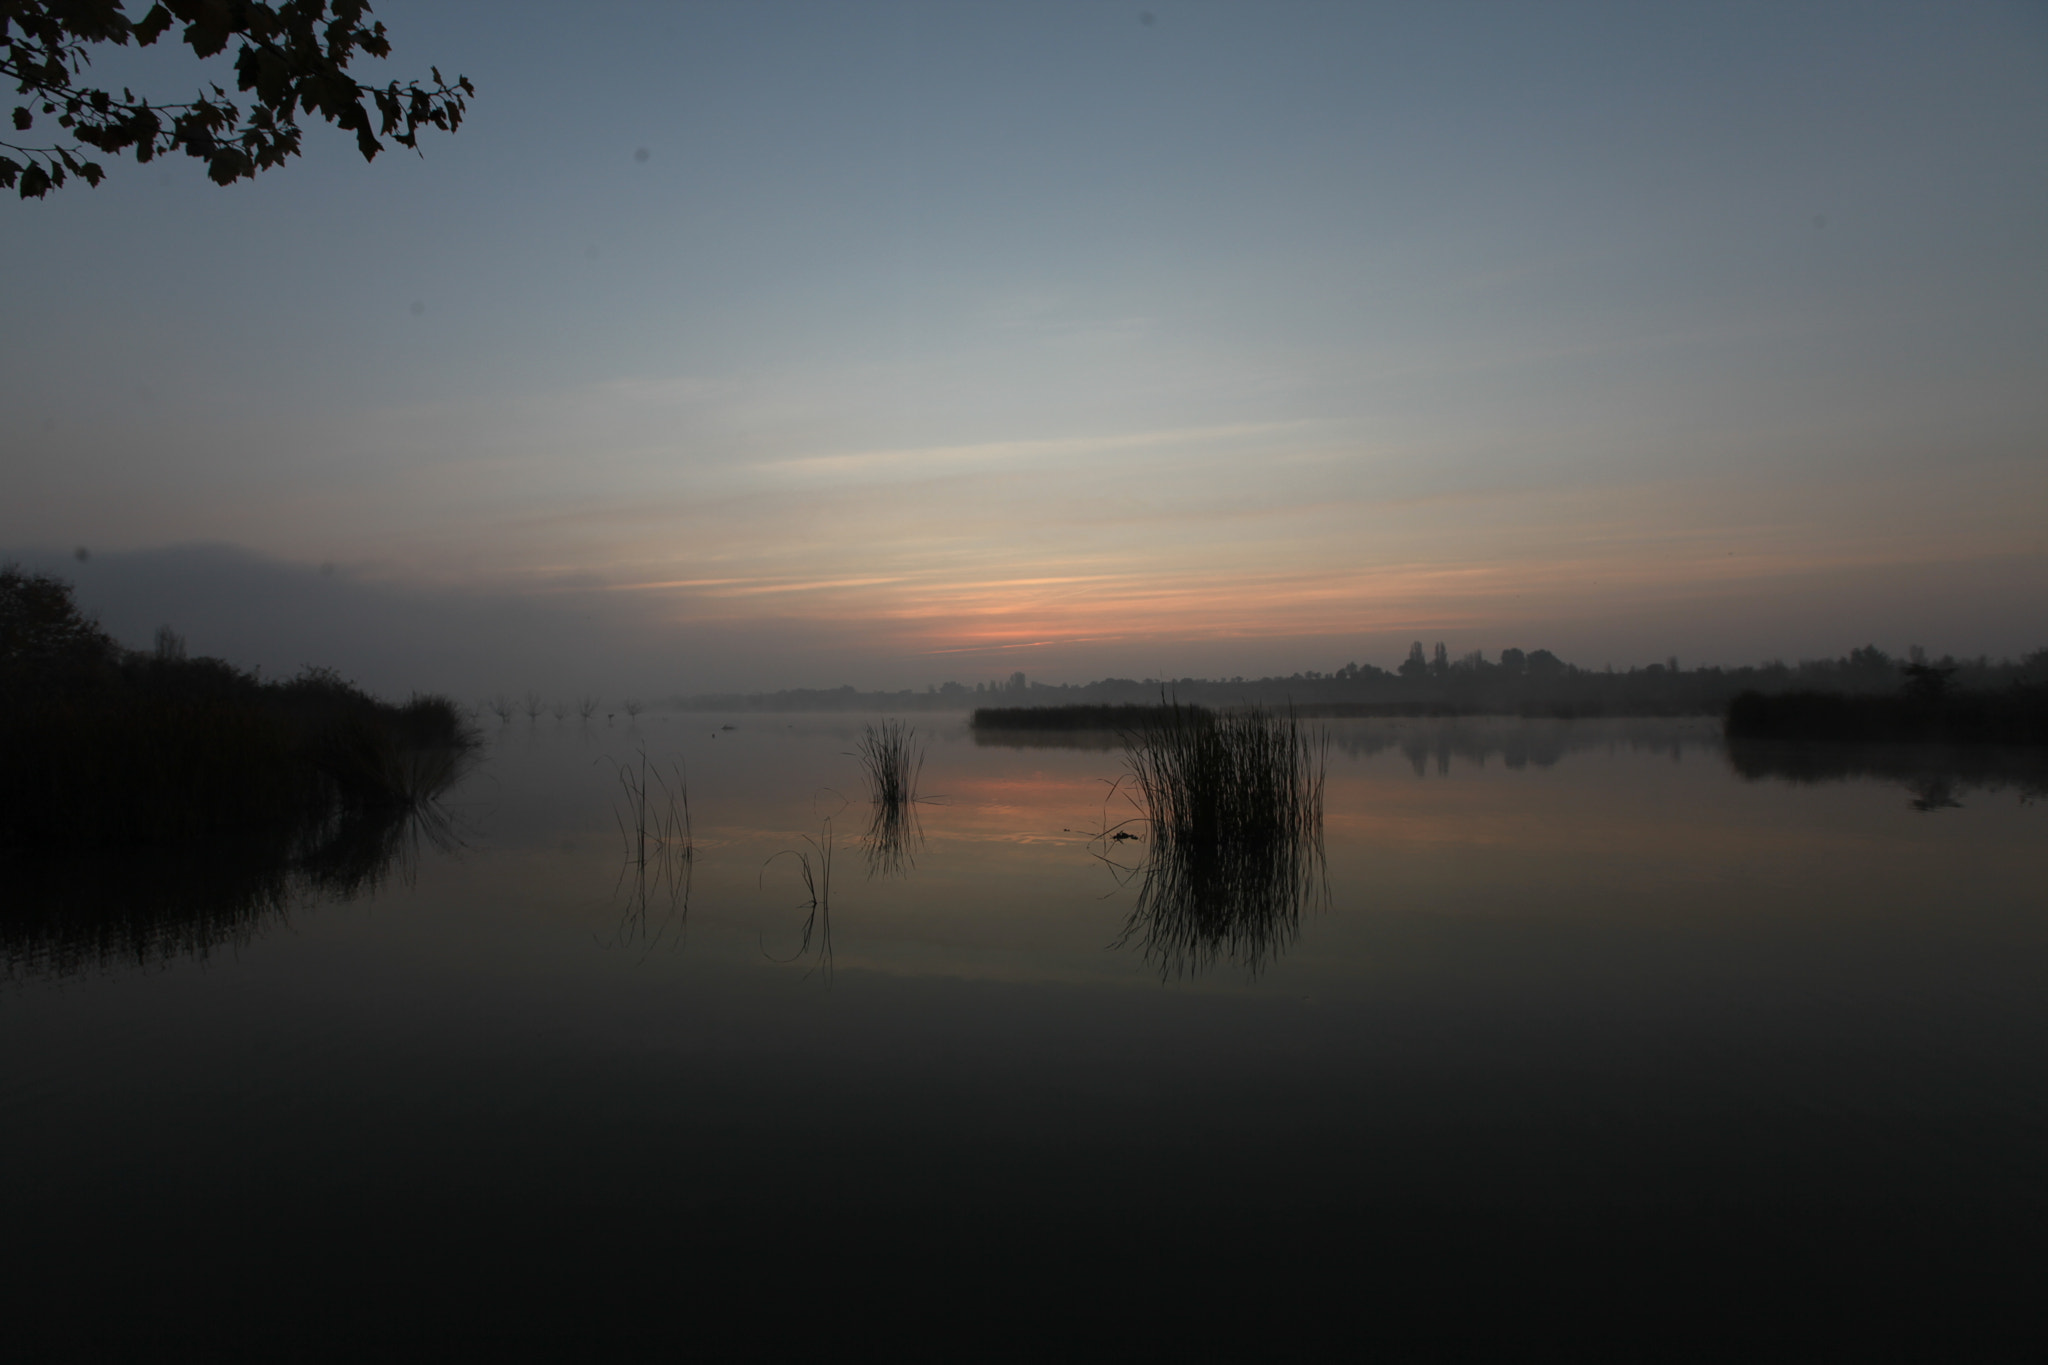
[2,565,475,973]
[1,564,473,850]
[686,643,2048,726]
[971,703,1194,732]
[1726,655,2048,747]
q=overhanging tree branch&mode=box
[1,0,472,198]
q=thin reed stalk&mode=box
[762,816,834,979]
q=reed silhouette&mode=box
[762,814,836,980]
[603,751,693,956]
[852,719,930,876]
[973,703,1202,732]
[1109,700,1328,978]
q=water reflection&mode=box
[1725,739,2048,810]
[761,817,837,980]
[983,715,1713,770]
[601,752,694,956]
[860,798,924,878]
[1107,827,1327,980]
[1,802,458,980]
[1106,705,1331,981]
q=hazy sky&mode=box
[4,1,2044,697]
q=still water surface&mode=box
[6,715,2045,1351]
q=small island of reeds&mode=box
[973,702,1208,732]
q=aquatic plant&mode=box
[1123,700,1324,852]
[576,695,601,722]
[610,749,692,871]
[852,720,929,876]
[1113,700,1327,978]
[763,816,835,980]
[605,750,693,956]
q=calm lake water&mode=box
[6,715,2045,1355]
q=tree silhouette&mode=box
[3,0,471,198]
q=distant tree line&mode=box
[675,642,2048,718]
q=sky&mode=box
[4,0,2044,699]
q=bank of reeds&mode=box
[1726,686,2048,746]
[974,703,1204,732]
[1114,700,1326,978]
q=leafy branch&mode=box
[2,0,472,198]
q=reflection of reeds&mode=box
[763,817,834,980]
[604,751,693,957]
[1113,701,1327,978]
[853,720,927,877]
[611,749,693,870]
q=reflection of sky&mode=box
[3,2,2044,690]
[416,718,2042,992]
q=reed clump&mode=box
[1123,701,1324,851]
[1115,700,1327,978]
[853,720,928,876]
[854,719,923,809]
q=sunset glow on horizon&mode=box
[5,1,2043,695]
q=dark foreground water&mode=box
[5,716,2045,1358]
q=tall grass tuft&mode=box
[855,719,923,808]
[853,719,926,876]
[1115,700,1327,978]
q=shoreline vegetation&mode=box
[680,642,2048,729]
[2,565,477,972]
